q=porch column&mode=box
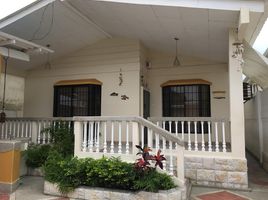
[228,29,245,158]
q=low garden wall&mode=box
[44,181,188,200]
[184,155,248,190]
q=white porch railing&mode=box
[149,117,231,153]
[73,116,185,185]
[0,117,73,144]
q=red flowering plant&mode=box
[134,145,166,172]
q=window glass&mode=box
[53,84,101,117]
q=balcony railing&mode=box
[0,116,186,185]
[73,116,185,185]
[149,117,231,153]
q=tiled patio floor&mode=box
[194,190,250,200]
[0,193,9,200]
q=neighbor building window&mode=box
[53,84,101,117]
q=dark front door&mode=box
[143,90,150,145]
[143,90,150,119]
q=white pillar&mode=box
[228,29,245,158]
[74,121,82,157]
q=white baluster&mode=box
[222,121,226,152]
[82,122,87,152]
[17,120,20,138]
[0,123,3,139]
[126,121,129,154]
[169,140,174,175]
[42,121,46,144]
[148,128,153,148]
[96,122,100,153]
[194,121,198,151]
[29,120,32,138]
[201,121,205,151]
[118,122,122,154]
[169,121,172,133]
[187,121,191,151]
[13,120,16,138]
[89,122,94,152]
[9,121,11,136]
[175,121,178,138]
[37,121,41,144]
[94,122,97,150]
[103,122,107,153]
[25,121,28,138]
[155,133,159,150]
[110,121,114,153]
[181,121,184,141]
[21,121,25,138]
[162,137,166,171]
[141,125,144,147]
[47,121,51,144]
[162,121,166,131]
[208,121,212,152]
[215,122,219,152]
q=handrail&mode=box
[149,117,229,123]
[73,116,184,146]
[6,117,73,121]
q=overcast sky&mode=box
[0,0,36,20]
[253,18,268,54]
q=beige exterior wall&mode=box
[245,89,268,170]
[244,96,260,159]
[144,51,229,120]
[24,38,141,117]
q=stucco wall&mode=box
[24,38,141,117]
[244,96,260,159]
[139,49,229,120]
[244,89,268,171]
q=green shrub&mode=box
[43,121,74,157]
[24,122,74,168]
[133,169,176,192]
[43,155,176,193]
[84,157,136,190]
[24,144,51,168]
[43,150,86,194]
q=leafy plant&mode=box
[43,155,176,193]
[133,169,176,192]
[24,122,74,168]
[134,145,166,171]
[24,144,51,168]
[42,121,74,157]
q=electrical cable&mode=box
[30,2,55,41]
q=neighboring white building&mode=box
[1,0,268,193]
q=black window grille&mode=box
[53,84,101,117]
[162,84,211,133]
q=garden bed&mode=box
[44,181,187,200]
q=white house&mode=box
[1,0,268,195]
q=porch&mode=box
[0,115,234,187]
